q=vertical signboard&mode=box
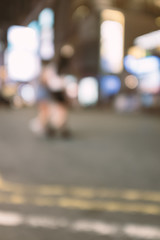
[7,26,40,82]
[38,8,55,60]
[100,9,125,74]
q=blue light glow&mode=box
[28,21,40,35]
[124,55,160,76]
[100,75,121,96]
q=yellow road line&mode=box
[1,176,160,203]
[0,193,160,215]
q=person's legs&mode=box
[49,102,72,138]
[49,103,68,129]
[38,101,50,128]
[29,100,50,136]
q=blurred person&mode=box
[45,59,70,137]
[30,60,70,138]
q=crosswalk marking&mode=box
[0,210,160,239]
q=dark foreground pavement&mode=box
[0,106,160,240]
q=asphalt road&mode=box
[0,106,160,240]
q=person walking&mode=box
[30,60,70,138]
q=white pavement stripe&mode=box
[26,216,68,229]
[72,220,118,235]
[0,211,160,239]
[123,224,160,239]
[0,211,23,226]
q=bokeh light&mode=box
[124,55,160,75]
[38,8,55,60]
[7,25,40,82]
[125,75,139,89]
[100,75,121,97]
[134,30,160,50]
[141,94,153,107]
[64,75,78,99]
[7,50,40,82]
[78,77,98,106]
[7,25,39,52]
[100,9,124,74]
[38,8,54,28]
[60,44,74,58]
[19,84,36,104]
[28,21,40,36]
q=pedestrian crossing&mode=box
[0,210,160,239]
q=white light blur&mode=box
[40,40,55,60]
[134,30,160,50]
[38,8,54,28]
[125,75,138,89]
[137,57,160,74]
[7,50,41,82]
[66,82,78,98]
[7,25,41,82]
[20,84,36,104]
[64,75,78,99]
[139,71,160,94]
[7,26,39,52]
[41,28,54,40]
[100,20,124,73]
[40,28,55,60]
[124,56,160,94]
[124,55,160,75]
[78,77,98,106]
